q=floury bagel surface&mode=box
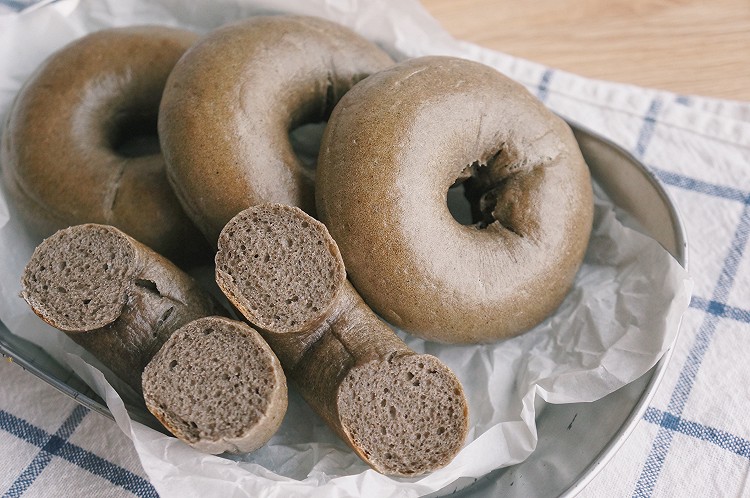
[316,55,594,343]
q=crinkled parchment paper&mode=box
[0,1,693,497]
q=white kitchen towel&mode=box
[1,0,749,497]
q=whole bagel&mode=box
[158,15,394,244]
[0,27,208,265]
[316,56,594,344]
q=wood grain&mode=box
[421,0,750,102]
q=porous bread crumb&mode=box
[142,316,287,454]
[21,223,223,395]
[337,354,468,476]
[215,203,469,473]
[21,224,135,331]
[216,204,345,333]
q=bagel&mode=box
[215,204,468,476]
[0,26,210,265]
[158,15,394,244]
[316,56,594,344]
[21,223,223,394]
[142,316,288,455]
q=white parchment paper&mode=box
[0,1,693,497]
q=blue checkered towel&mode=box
[1,0,749,497]
[0,359,157,497]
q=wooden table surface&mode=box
[421,0,750,102]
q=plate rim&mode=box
[559,119,689,497]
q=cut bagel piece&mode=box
[21,223,222,393]
[142,316,287,454]
[216,204,469,475]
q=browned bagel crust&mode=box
[0,27,208,265]
[316,56,594,344]
[158,15,394,244]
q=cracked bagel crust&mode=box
[316,56,594,344]
[21,224,223,393]
[0,26,207,265]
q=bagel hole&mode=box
[110,112,160,158]
[289,121,327,172]
[449,160,505,229]
[447,183,475,225]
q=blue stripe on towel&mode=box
[0,0,31,11]
[0,407,158,497]
[666,205,750,416]
[3,405,87,498]
[0,0,49,11]
[653,167,750,204]
[629,98,750,496]
[634,98,663,158]
[690,296,750,324]
[644,407,750,460]
[634,203,750,496]
[536,69,555,102]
